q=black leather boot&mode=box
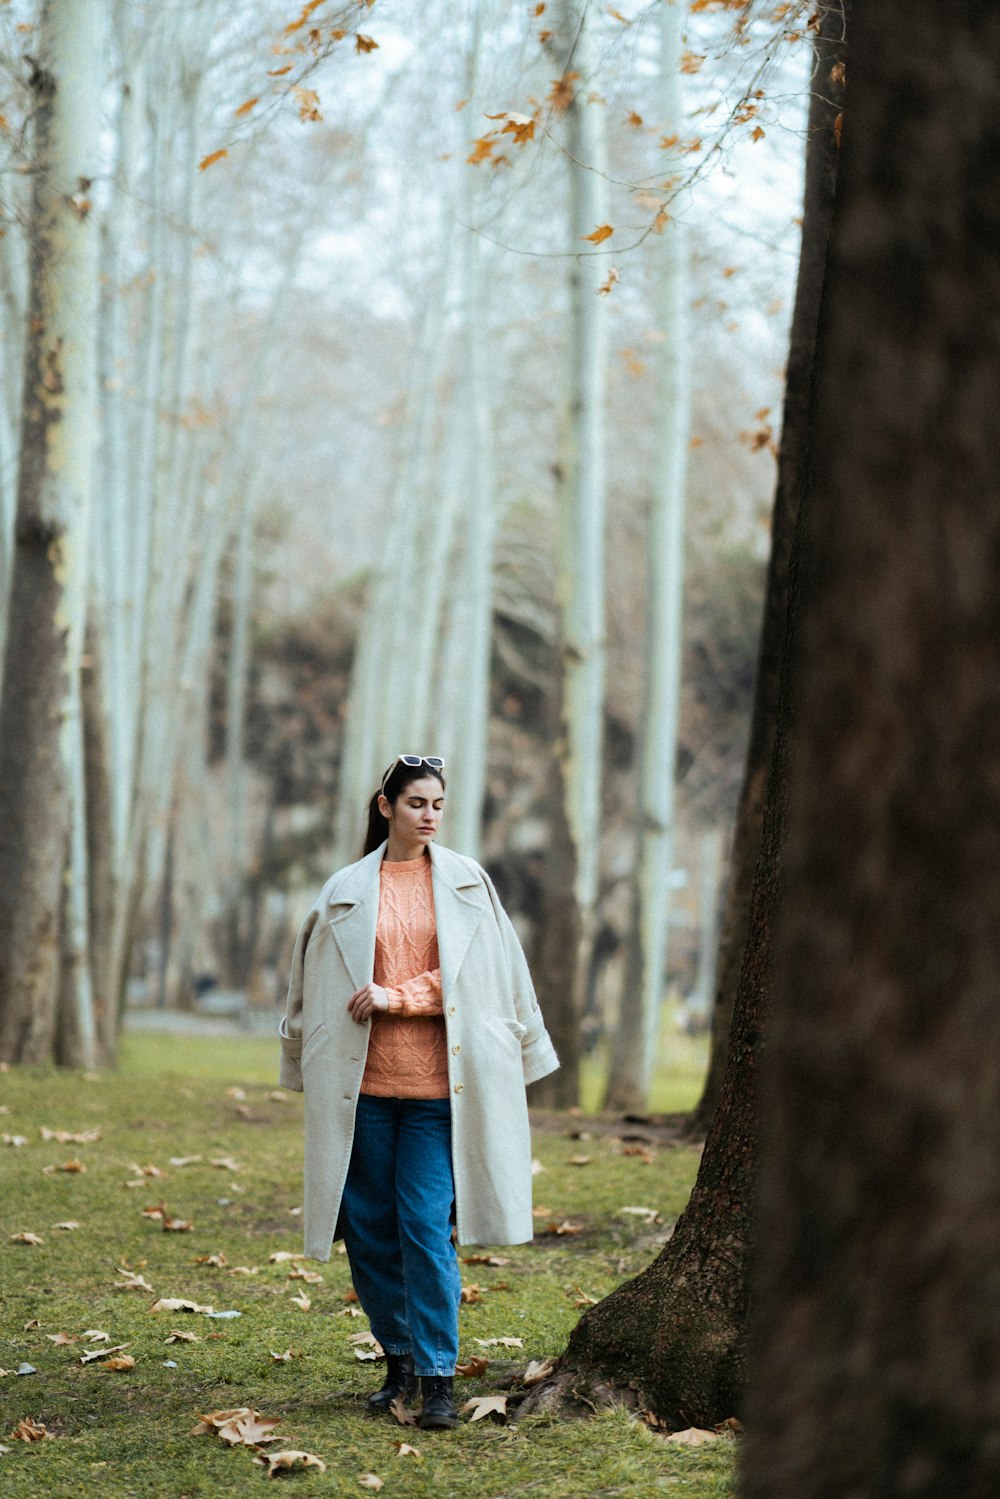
[418,1374,459,1430]
[367,1352,418,1413]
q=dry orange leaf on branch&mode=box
[198,149,227,172]
[582,223,613,245]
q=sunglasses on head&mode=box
[380,755,446,796]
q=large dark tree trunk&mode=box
[692,0,848,1134]
[520,7,850,1426]
[742,4,1000,1495]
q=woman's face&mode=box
[379,775,444,848]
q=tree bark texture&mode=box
[742,4,1000,1496]
[0,0,104,1065]
[691,0,847,1133]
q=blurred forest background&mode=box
[0,0,815,1095]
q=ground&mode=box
[0,1028,736,1498]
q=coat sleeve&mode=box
[479,866,559,1087]
[278,907,318,1093]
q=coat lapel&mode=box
[325,844,382,992]
[430,843,488,999]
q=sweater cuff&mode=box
[384,968,443,1016]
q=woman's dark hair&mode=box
[361,761,446,857]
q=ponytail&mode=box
[361,791,389,857]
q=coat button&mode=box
[454,1083,464,1094]
[452,1044,461,1055]
[447,1006,456,1016]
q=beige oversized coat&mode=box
[278,840,559,1260]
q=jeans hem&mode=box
[414,1367,455,1378]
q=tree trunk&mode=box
[690,1,847,1134]
[604,0,691,1112]
[534,1,609,1106]
[0,0,105,1065]
[742,4,1000,1494]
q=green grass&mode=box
[0,1032,734,1498]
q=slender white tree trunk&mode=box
[534,0,609,1105]
[0,0,106,1064]
[605,0,691,1109]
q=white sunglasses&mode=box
[380,755,446,796]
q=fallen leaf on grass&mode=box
[617,1206,661,1224]
[456,1356,489,1377]
[358,1476,384,1491]
[130,1162,164,1178]
[81,1330,110,1343]
[288,1267,322,1283]
[337,1306,363,1318]
[115,1269,155,1293]
[52,1221,80,1231]
[572,1287,599,1307]
[568,1156,592,1167]
[3,1133,28,1146]
[43,1159,87,1174]
[268,1251,306,1264]
[253,1449,326,1477]
[621,1144,655,1163]
[165,1330,200,1344]
[45,1332,78,1345]
[269,1348,302,1362]
[229,1265,258,1276]
[101,1354,136,1371]
[210,1156,243,1172]
[393,1442,421,1458]
[460,1284,482,1304]
[194,1252,227,1267]
[267,1091,290,1104]
[217,1411,281,1447]
[349,1331,382,1350]
[289,1292,311,1312]
[475,1337,523,1350]
[389,1396,417,1426]
[343,1286,359,1303]
[23,1319,40,1330]
[541,1221,584,1236]
[461,1254,510,1266]
[10,1231,44,1245]
[40,1126,101,1144]
[460,1394,508,1422]
[10,1418,51,1442]
[664,1427,719,1446]
[531,1160,545,1176]
[169,1155,203,1167]
[225,1087,247,1100]
[79,1343,130,1365]
[522,1357,556,1386]
[149,1298,214,1315]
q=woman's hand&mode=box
[348,983,390,1023]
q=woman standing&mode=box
[279,757,558,1430]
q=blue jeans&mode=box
[340,1094,461,1377]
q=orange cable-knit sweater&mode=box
[361,854,448,1100]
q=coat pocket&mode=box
[301,1022,330,1070]
[486,1015,526,1056]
